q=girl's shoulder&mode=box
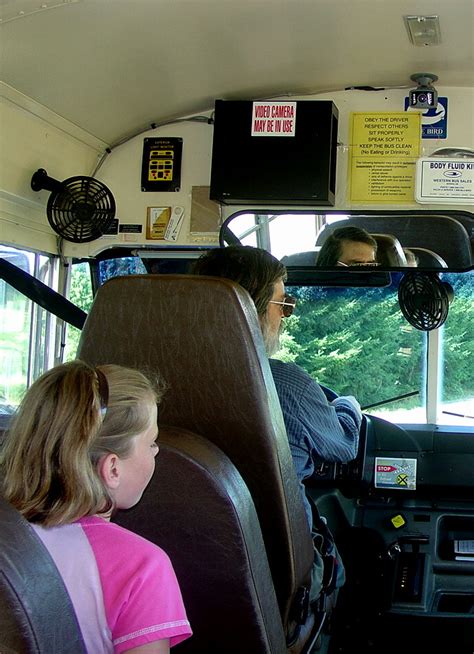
[78,516,171,565]
[77,519,191,648]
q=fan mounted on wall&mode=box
[398,271,454,331]
[31,168,116,243]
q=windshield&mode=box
[280,272,472,426]
[64,252,474,429]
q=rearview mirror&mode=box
[219,210,473,273]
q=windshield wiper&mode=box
[362,390,419,411]
[442,410,474,420]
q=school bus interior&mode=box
[2,252,473,653]
[1,0,474,652]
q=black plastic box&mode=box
[210,100,338,205]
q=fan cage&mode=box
[47,176,116,243]
[398,272,450,331]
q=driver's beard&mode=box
[261,317,282,357]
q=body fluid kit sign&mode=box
[416,158,474,203]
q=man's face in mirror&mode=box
[337,240,377,267]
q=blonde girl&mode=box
[1,360,191,654]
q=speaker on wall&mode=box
[210,100,338,206]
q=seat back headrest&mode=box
[0,495,86,653]
[114,426,287,654]
[77,274,314,624]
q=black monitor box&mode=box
[209,99,338,206]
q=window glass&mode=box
[64,261,94,362]
[31,254,56,381]
[98,256,147,285]
[265,213,350,259]
[439,271,474,426]
[267,213,318,257]
[281,278,427,424]
[222,213,259,247]
[0,245,54,413]
[0,248,32,413]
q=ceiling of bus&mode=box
[1,0,473,146]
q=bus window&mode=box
[63,261,94,362]
[0,246,55,413]
[440,271,474,426]
[98,257,147,285]
[64,256,147,360]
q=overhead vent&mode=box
[404,15,441,46]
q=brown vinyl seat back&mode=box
[0,494,86,654]
[407,247,448,268]
[371,233,408,267]
[115,425,287,654]
[77,274,314,628]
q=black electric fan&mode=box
[31,168,116,243]
[398,271,454,331]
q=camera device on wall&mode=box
[409,73,438,109]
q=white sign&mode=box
[415,157,474,203]
[164,206,184,241]
[374,457,417,490]
[251,101,297,136]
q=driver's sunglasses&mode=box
[269,295,297,317]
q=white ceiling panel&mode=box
[1,0,473,144]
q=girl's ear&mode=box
[97,452,121,490]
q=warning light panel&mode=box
[141,138,182,192]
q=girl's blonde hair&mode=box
[0,360,165,527]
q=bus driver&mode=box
[193,245,363,601]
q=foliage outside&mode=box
[64,262,94,361]
[0,286,31,410]
[3,259,471,425]
[277,274,473,417]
